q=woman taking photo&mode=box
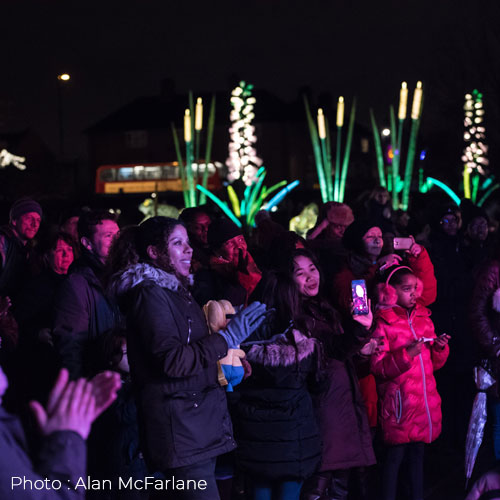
[108,216,267,499]
[270,249,375,500]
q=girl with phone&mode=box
[371,265,450,500]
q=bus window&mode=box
[144,166,162,180]
[162,165,179,179]
[117,167,135,181]
[133,166,145,180]
[99,168,116,182]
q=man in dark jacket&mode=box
[0,197,42,302]
[53,210,120,380]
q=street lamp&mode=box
[57,73,71,157]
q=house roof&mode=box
[85,89,307,134]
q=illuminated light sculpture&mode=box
[226,81,263,186]
[196,167,299,228]
[171,92,216,207]
[0,149,26,170]
[462,90,489,203]
[304,95,356,203]
[370,81,423,210]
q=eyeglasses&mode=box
[440,217,458,225]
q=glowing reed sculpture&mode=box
[304,95,356,203]
[171,92,216,207]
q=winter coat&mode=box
[231,329,321,480]
[371,302,449,445]
[300,299,375,471]
[470,259,500,395]
[193,252,262,307]
[332,248,437,427]
[109,263,235,471]
[52,250,120,379]
[0,226,31,301]
[429,231,472,371]
[0,406,86,500]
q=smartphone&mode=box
[393,237,413,251]
[351,279,369,315]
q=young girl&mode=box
[371,264,450,500]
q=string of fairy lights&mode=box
[226,81,263,185]
[462,90,488,199]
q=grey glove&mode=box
[218,301,267,349]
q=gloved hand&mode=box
[218,301,267,349]
[221,365,245,392]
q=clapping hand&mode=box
[30,369,121,440]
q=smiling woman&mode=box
[108,216,267,499]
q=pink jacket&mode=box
[370,303,449,445]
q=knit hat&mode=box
[324,202,355,226]
[342,219,379,254]
[207,218,242,250]
[9,198,42,222]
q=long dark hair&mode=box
[261,249,340,336]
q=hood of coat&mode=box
[108,262,193,298]
[245,329,317,367]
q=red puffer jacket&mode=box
[370,303,449,445]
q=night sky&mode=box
[1,0,499,178]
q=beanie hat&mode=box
[207,218,242,250]
[342,219,380,254]
[9,198,42,222]
[324,202,355,226]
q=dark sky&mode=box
[1,0,499,172]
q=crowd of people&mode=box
[0,187,499,500]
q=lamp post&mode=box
[57,74,70,157]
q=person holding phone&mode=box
[371,265,450,500]
[278,249,375,500]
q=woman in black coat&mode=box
[108,217,266,500]
[231,272,322,500]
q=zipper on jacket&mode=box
[187,317,192,344]
[395,389,402,423]
[407,310,433,442]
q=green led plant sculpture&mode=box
[196,167,299,228]
[171,92,216,207]
[304,95,356,203]
[370,81,423,210]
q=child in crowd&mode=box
[371,264,450,500]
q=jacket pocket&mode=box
[392,389,403,423]
[169,387,229,458]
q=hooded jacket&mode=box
[109,263,235,471]
[231,329,321,480]
[469,259,500,395]
[370,282,449,445]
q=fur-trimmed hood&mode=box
[244,329,318,367]
[108,262,193,298]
